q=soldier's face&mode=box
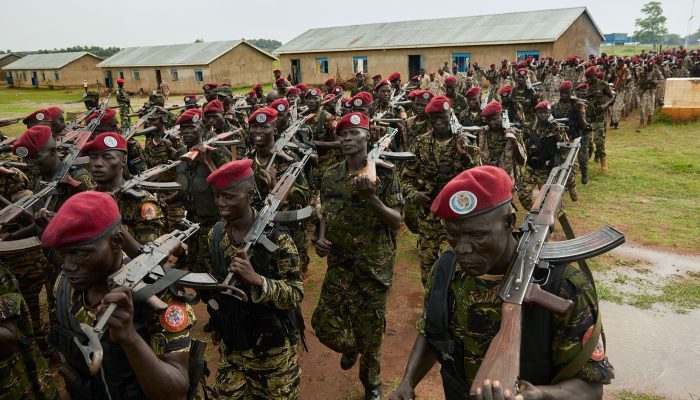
[55,230,124,291]
[205,113,225,130]
[51,115,66,136]
[337,127,368,156]
[414,100,429,117]
[25,142,58,176]
[306,96,320,111]
[486,113,502,130]
[445,85,456,97]
[215,180,255,222]
[148,117,163,131]
[429,111,450,134]
[180,123,202,146]
[88,150,125,184]
[467,97,480,110]
[515,74,526,85]
[378,86,392,102]
[536,109,551,122]
[218,95,232,108]
[287,94,300,104]
[276,112,289,130]
[560,89,572,101]
[444,205,514,276]
[373,78,381,85]
[204,89,217,101]
[250,123,275,148]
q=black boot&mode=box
[582,171,589,184]
[365,385,382,400]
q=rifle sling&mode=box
[132,267,188,305]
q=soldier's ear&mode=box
[110,227,125,253]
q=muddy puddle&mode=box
[612,244,700,277]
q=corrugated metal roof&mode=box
[97,40,275,68]
[0,53,22,62]
[2,52,99,70]
[276,7,603,54]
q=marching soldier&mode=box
[352,72,371,96]
[444,76,467,116]
[459,87,484,127]
[202,82,219,109]
[116,78,131,129]
[478,101,526,183]
[512,68,540,125]
[636,59,664,130]
[306,87,340,190]
[584,67,614,171]
[552,81,590,184]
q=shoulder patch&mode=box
[141,202,158,220]
[159,301,189,333]
[583,325,605,362]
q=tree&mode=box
[247,38,282,53]
[634,1,668,48]
[662,33,682,45]
[194,38,204,43]
[37,45,121,57]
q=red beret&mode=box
[407,90,418,100]
[254,83,263,90]
[414,90,434,102]
[245,90,256,99]
[116,78,124,84]
[202,82,219,90]
[184,95,198,102]
[23,109,51,126]
[575,83,589,91]
[465,86,481,98]
[444,76,458,85]
[341,97,351,107]
[374,79,391,91]
[425,96,452,114]
[275,77,286,85]
[325,77,336,85]
[285,87,301,96]
[46,106,63,120]
[41,191,121,249]
[269,98,290,113]
[85,108,116,126]
[430,166,513,220]
[273,69,281,74]
[535,101,551,111]
[335,112,369,134]
[248,107,278,126]
[332,86,344,96]
[559,80,573,90]
[81,132,127,154]
[596,71,605,79]
[176,109,203,125]
[585,67,597,78]
[207,159,254,190]
[481,101,503,117]
[410,75,421,82]
[295,83,308,91]
[372,74,381,80]
[515,68,528,76]
[498,84,513,95]
[204,99,224,114]
[324,94,337,102]
[306,87,323,97]
[388,72,400,82]
[13,126,53,158]
[351,91,373,107]
[356,71,364,76]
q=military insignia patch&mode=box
[203,85,210,90]
[583,325,606,362]
[310,89,318,96]
[160,301,189,332]
[15,147,28,158]
[192,114,200,123]
[449,190,477,215]
[353,99,362,107]
[141,202,158,220]
[350,115,361,125]
[423,93,430,100]
[277,104,286,112]
[35,112,45,121]
[103,136,118,148]
[443,101,450,110]
[256,114,267,123]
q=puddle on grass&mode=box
[612,244,700,277]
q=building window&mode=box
[54,72,60,81]
[352,56,368,74]
[194,69,204,82]
[170,69,178,81]
[452,53,470,73]
[133,70,141,81]
[315,57,329,74]
[42,72,46,81]
[119,71,125,79]
[516,50,540,62]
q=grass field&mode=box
[601,44,700,57]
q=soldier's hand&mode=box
[414,191,431,208]
[34,208,54,229]
[514,380,545,400]
[100,286,138,345]
[470,379,518,400]
[314,238,332,258]
[352,173,377,200]
[229,250,263,287]
[388,382,416,400]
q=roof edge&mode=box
[2,51,102,70]
[554,7,605,41]
[276,39,556,55]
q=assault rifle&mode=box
[356,128,414,183]
[265,114,314,171]
[74,220,220,374]
[218,148,316,299]
[470,137,625,396]
[117,162,183,198]
[0,117,21,128]
[122,107,158,141]
[179,129,242,161]
[60,93,112,145]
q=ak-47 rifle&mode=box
[122,107,158,141]
[60,93,113,146]
[179,129,242,161]
[469,137,625,396]
[449,110,481,161]
[117,162,183,199]
[265,114,314,171]
[355,128,414,183]
[73,220,220,374]
[218,149,316,299]
[0,117,21,128]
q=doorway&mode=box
[408,55,423,79]
[291,59,301,85]
[30,71,38,87]
[155,70,162,86]
[104,70,113,88]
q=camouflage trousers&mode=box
[655,83,665,107]
[416,214,450,287]
[640,90,656,120]
[518,166,576,210]
[119,105,130,129]
[188,223,214,273]
[403,199,419,234]
[591,121,606,159]
[289,224,309,274]
[213,340,300,400]
[578,132,592,178]
[311,256,390,390]
[161,199,186,232]
[0,250,47,342]
[611,90,625,123]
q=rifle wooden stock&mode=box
[534,185,564,227]
[471,303,522,395]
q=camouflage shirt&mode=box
[0,262,57,400]
[175,148,230,225]
[477,127,526,181]
[459,109,484,128]
[142,135,185,182]
[586,79,613,123]
[31,167,95,212]
[417,262,615,386]
[511,85,539,124]
[448,94,468,117]
[248,149,311,212]
[309,109,338,162]
[115,191,165,245]
[0,167,32,203]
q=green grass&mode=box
[628,276,700,313]
[613,390,669,400]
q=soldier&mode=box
[312,112,404,400]
[307,87,340,190]
[478,101,526,183]
[512,68,539,125]
[295,83,308,104]
[202,82,219,109]
[82,90,99,110]
[371,74,382,88]
[184,95,199,110]
[46,107,66,139]
[273,69,291,88]
[445,76,467,116]
[166,109,230,273]
[459,87,484,127]
[23,109,52,129]
[541,62,565,103]
[610,59,629,129]
[389,166,614,400]
[274,78,288,96]
[637,59,664,130]
[372,80,407,149]
[352,72,370,96]
[116,78,131,129]
[405,90,433,145]
[584,67,614,171]
[253,83,265,103]
[351,91,374,117]
[388,72,402,93]
[518,101,576,210]
[471,62,485,89]
[499,85,525,127]
[285,87,303,110]
[552,80,590,184]
[670,58,690,78]
[0,260,58,399]
[43,191,195,400]
[423,73,443,95]
[402,96,476,286]
[204,99,245,159]
[217,85,248,130]
[84,132,165,251]
[247,107,311,274]
[245,90,260,113]
[494,66,514,101]
[203,159,304,399]
[324,94,339,117]
[324,77,336,95]
[85,108,147,176]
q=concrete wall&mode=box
[661,78,700,121]
[6,54,103,88]
[101,43,275,95]
[553,13,603,59]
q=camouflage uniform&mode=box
[309,109,338,190]
[552,98,589,179]
[175,148,230,273]
[561,65,583,86]
[586,79,613,160]
[401,132,475,286]
[611,67,628,125]
[542,73,564,103]
[670,65,690,78]
[448,93,468,117]
[351,81,371,97]
[459,109,483,128]
[638,67,664,121]
[402,116,430,233]
[312,161,403,391]
[477,126,526,184]
[0,262,58,400]
[417,260,614,389]
[423,78,443,95]
[116,87,131,129]
[207,222,303,400]
[511,85,538,125]
[114,191,165,245]
[142,135,187,230]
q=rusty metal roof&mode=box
[276,7,603,54]
[2,52,100,70]
[97,40,275,68]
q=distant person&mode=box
[160,81,170,100]
[83,79,88,93]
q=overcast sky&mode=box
[1,0,696,51]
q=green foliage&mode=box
[634,1,668,47]
[248,38,282,53]
[37,45,122,58]
[615,391,668,400]
[194,38,204,43]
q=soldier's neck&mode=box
[97,173,125,192]
[228,206,254,239]
[346,151,368,174]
